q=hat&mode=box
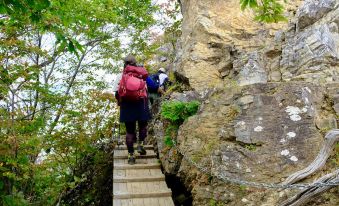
[123,54,137,66]
[158,68,166,73]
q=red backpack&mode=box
[118,65,148,101]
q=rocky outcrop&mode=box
[175,83,338,206]
[158,0,339,205]
[155,91,201,174]
[296,0,338,30]
[281,1,339,83]
[174,0,303,91]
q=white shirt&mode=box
[158,73,168,86]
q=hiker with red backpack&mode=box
[115,55,150,165]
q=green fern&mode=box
[161,101,200,147]
[161,101,200,124]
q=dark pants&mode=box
[125,121,148,154]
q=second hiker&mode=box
[146,67,169,106]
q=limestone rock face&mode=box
[281,1,339,83]
[233,52,267,86]
[175,0,339,90]
[176,83,335,205]
[281,24,339,82]
[296,0,338,30]
[174,0,301,91]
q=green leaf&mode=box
[0,4,7,13]
[34,0,51,10]
[67,41,76,53]
[74,41,84,53]
[30,12,42,23]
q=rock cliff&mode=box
[155,0,339,205]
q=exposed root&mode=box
[283,129,339,185]
[280,169,339,206]
[280,129,339,206]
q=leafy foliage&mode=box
[0,0,159,205]
[161,101,200,147]
[240,0,287,23]
[161,101,200,124]
[240,0,258,10]
[164,125,178,147]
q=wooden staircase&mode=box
[113,144,174,206]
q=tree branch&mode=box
[38,38,104,68]
[47,50,88,134]
[31,34,42,120]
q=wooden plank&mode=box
[113,181,120,194]
[113,199,122,206]
[158,196,167,206]
[126,197,172,206]
[114,182,171,196]
[143,197,152,206]
[126,181,133,194]
[113,182,127,195]
[132,198,144,206]
[149,168,162,176]
[153,181,160,191]
[121,199,129,206]
[113,176,165,183]
[114,163,161,170]
[113,190,172,199]
[133,180,141,196]
[114,145,154,150]
[128,199,135,206]
[149,197,159,206]
[113,159,126,164]
[114,197,174,206]
[114,149,155,156]
[164,197,175,206]
[114,153,157,159]
[114,168,161,177]
[114,169,125,177]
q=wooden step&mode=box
[114,145,154,150]
[113,197,174,206]
[114,163,161,170]
[114,158,159,165]
[113,176,165,183]
[113,181,170,196]
[114,149,155,156]
[113,190,172,199]
[114,153,157,159]
[114,168,163,176]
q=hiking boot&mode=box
[127,153,136,165]
[137,141,147,155]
